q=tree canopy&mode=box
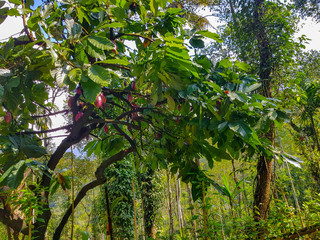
[0,0,318,239]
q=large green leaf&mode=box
[196,30,223,43]
[68,68,82,83]
[0,160,26,189]
[81,78,101,103]
[65,14,81,39]
[228,121,252,141]
[88,36,115,50]
[88,65,111,85]
[96,59,130,66]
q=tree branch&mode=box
[31,110,69,119]
[21,125,72,135]
[53,147,135,239]
[53,179,104,239]
[88,118,140,130]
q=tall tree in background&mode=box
[208,0,303,226]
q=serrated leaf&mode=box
[88,65,110,85]
[88,36,115,50]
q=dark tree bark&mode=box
[105,184,114,240]
[139,169,157,238]
[252,0,274,230]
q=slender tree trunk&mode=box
[166,169,174,239]
[175,174,184,237]
[231,157,242,216]
[253,0,274,228]
[105,184,114,240]
[6,226,13,240]
[132,178,138,240]
[186,183,197,239]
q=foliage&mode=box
[0,0,314,239]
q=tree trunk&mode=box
[175,174,184,237]
[140,169,157,239]
[186,183,197,239]
[105,184,114,240]
[252,0,274,226]
[166,169,174,239]
[132,178,138,240]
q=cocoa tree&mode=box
[0,0,286,238]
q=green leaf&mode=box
[88,36,115,50]
[6,76,20,91]
[205,81,223,94]
[96,59,130,66]
[99,22,126,29]
[281,152,303,168]
[68,68,82,83]
[0,1,5,8]
[65,14,81,39]
[150,0,158,16]
[219,59,232,68]
[244,83,262,93]
[167,96,175,111]
[0,7,8,25]
[9,0,22,4]
[0,85,4,103]
[189,36,205,49]
[88,65,110,85]
[50,65,69,87]
[228,122,252,141]
[196,30,223,43]
[218,121,228,133]
[0,160,26,189]
[228,91,245,102]
[235,60,250,71]
[81,78,101,103]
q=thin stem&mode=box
[71,146,75,240]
